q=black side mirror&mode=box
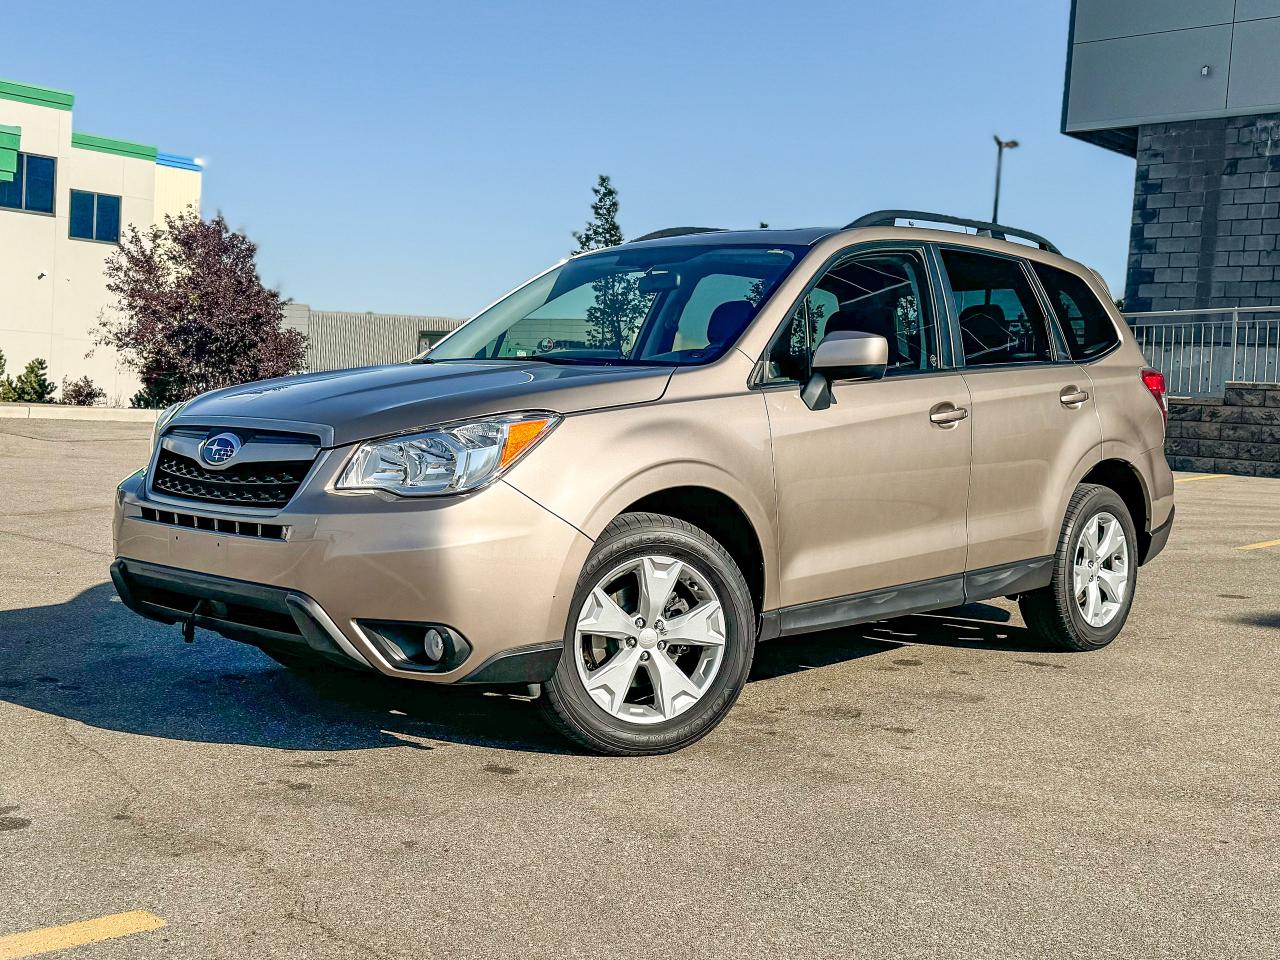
[801,331,889,410]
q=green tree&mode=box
[572,174,624,252]
[0,349,11,402]
[10,358,56,403]
[571,175,646,353]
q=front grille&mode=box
[152,451,312,508]
[139,506,287,541]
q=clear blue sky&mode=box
[11,0,1135,317]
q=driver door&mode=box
[760,246,972,628]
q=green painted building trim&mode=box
[0,123,16,183]
[71,132,158,162]
[0,79,74,111]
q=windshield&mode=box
[423,243,805,366]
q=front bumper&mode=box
[112,465,591,683]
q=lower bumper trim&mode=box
[1143,506,1175,564]
[458,642,562,685]
[110,559,372,670]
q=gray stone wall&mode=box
[1126,114,1280,313]
[1166,382,1280,478]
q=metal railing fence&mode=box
[1123,306,1280,396]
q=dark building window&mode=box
[69,190,122,243]
[0,153,56,214]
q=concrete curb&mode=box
[0,402,159,423]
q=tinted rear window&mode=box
[1032,262,1121,361]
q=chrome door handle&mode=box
[1060,387,1090,407]
[929,404,969,427]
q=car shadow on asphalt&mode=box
[2,584,1056,754]
[749,602,1061,681]
[0,582,578,755]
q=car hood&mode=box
[171,361,675,446]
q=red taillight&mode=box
[1141,367,1168,424]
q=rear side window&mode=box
[940,249,1053,367]
[1032,262,1121,361]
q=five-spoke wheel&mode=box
[541,513,755,755]
[575,555,727,724]
[1021,484,1139,651]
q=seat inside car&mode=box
[823,302,902,366]
[705,300,756,350]
[958,302,1017,362]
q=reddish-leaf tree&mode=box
[96,211,307,407]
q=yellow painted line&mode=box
[1239,538,1280,552]
[1174,474,1229,484]
[0,911,165,960]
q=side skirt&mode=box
[767,557,1054,638]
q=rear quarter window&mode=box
[1032,262,1121,361]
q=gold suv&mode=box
[112,211,1174,755]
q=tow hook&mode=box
[181,600,207,644]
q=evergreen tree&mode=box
[571,175,645,352]
[0,349,11,402]
[572,175,624,252]
[10,358,56,403]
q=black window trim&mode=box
[752,240,956,388]
[1026,259,1125,365]
[68,188,123,245]
[933,242,1073,371]
[0,150,57,218]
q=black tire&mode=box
[539,512,757,756]
[1019,484,1139,652]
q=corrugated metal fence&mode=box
[286,307,466,372]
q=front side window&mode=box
[941,248,1053,367]
[426,244,803,366]
[1032,262,1120,361]
[766,249,940,382]
[0,153,56,214]
[69,190,122,242]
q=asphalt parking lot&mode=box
[0,418,1276,960]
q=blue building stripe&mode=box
[156,152,201,172]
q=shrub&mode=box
[60,375,106,406]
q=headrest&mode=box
[959,303,1006,326]
[707,300,755,345]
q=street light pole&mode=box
[992,135,1019,222]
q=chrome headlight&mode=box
[336,412,560,497]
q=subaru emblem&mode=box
[201,432,241,466]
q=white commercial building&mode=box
[0,78,201,404]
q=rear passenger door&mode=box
[937,247,1103,571]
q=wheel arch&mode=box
[1079,457,1155,561]
[620,485,768,620]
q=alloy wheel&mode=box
[1073,511,1129,628]
[574,555,726,725]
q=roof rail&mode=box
[844,210,1060,255]
[628,226,725,243]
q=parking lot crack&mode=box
[57,718,142,818]
[288,902,400,960]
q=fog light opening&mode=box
[423,628,446,662]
